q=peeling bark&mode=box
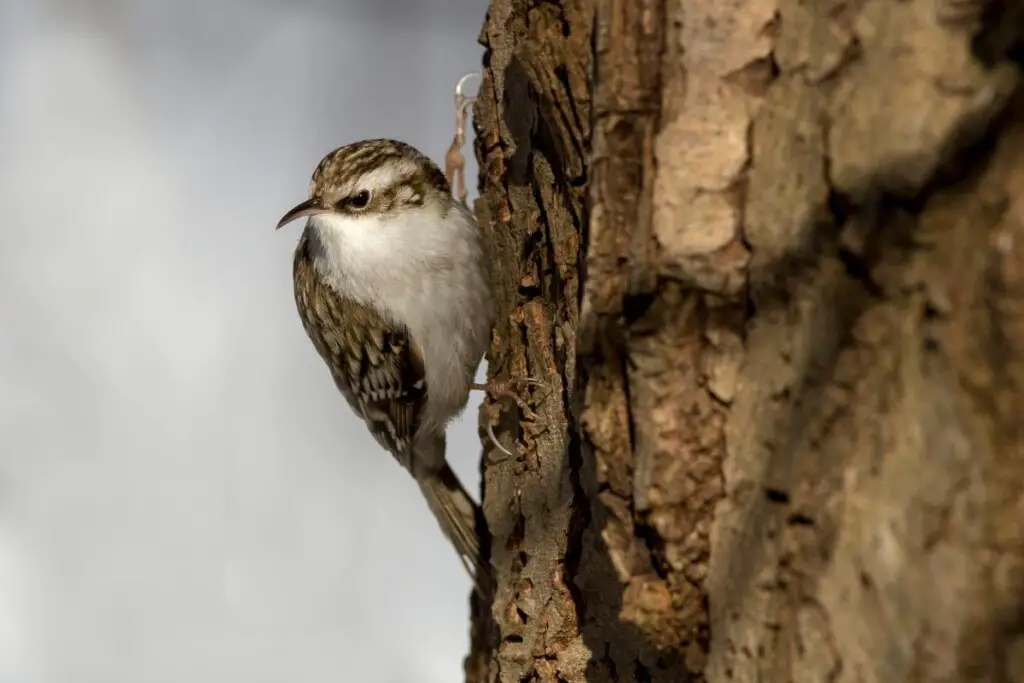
[469,0,1024,681]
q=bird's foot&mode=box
[472,377,545,420]
[444,71,480,206]
[471,377,546,458]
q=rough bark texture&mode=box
[468,1,591,681]
[470,0,1024,682]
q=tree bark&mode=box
[470,1,1024,682]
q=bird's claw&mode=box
[455,72,480,108]
[474,375,546,460]
[472,379,545,419]
[486,420,513,459]
[445,71,480,206]
[507,378,545,390]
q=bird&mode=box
[275,137,498,591]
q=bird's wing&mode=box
[293,238,425,471]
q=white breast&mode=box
[306,203,493,435]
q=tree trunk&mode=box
[469,1,1024,682]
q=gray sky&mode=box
[0,1,488,681]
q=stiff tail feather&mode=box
[418,464,491,595]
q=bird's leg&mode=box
[444,72,479,206]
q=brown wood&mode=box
[469,1,1024,680]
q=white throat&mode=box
[308,206,450,298]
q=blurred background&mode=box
[0,1,488,681]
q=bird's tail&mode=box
[418,463,491,595]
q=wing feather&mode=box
[292,234,426,471]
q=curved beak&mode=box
[276,197,331,230]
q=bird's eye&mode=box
[347,190,371,210]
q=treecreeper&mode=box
[274,74,540,594]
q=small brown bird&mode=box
[276,138,496,589]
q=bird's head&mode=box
[275,139,453,231]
